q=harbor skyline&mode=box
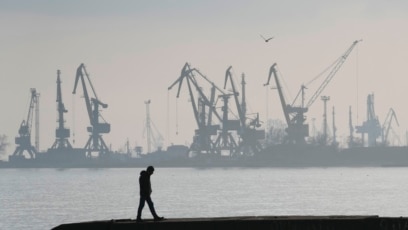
[1,1,408,158]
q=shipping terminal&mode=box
[2,40,408,168]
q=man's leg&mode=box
[136,196,146,220]
[145,196,160,218]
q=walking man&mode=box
[136,166,164,222]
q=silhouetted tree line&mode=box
[0,135,9,156]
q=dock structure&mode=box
[52,215,408,230]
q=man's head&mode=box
[147,166,154,175]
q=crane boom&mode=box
[265,40,361,144]
[306,40,361,108]
[73,64,93,123]
[266,63,290,125]
[11,88,39,159]
[72,63,110,156]
[168,63,223,124]
[382,108,399,145]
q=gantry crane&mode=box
[381,108,399,146]
[73,63,110,157]
[51,70,72,150]
[12,88,40,159]
[265,40,361,144]
[356,94,382,147]
[168,63,224,154]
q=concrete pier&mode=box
[52,215,408,230]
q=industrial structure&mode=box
[354,93,400,147]
[168,63,264,156]
[11,88,40,159]
[50,70,72,150]
[381,108,399,146]
[168,63,223,155]
[355,94,382,147]
[73,63,110,157]
[264,40,361,144]
[4,39,408,169]
[222,67,263,154]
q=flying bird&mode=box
[260,34,274,42]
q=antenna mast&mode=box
[145,100,152,154]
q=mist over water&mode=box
[1,167,408,230]
[1,1,408,156]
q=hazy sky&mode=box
[1,1,408,158]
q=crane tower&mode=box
[51,70,72,150]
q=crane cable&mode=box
[355,44,360,125]
[176,98,179,135]
[72,94,75,145]
[305,56,340,87]
[276,67,293,104]
[167,90,170,144]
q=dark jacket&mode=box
[139,170,152,197]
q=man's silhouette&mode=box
[136,166,164,222]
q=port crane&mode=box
[73,63,110,157]
[223,67,264,154]
[265,40,360,144]
[209,66,243,155]
[381,108,399,146]
[50,70,72,150]
[168,63,224,154]
[12,88,40,159]
[356,94,382,147]
[265,63,308,144]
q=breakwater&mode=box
[52,216,408,230]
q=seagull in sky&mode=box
[260,34,274,42]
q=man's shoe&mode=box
[136,218,143,222]
[154,216,165,221]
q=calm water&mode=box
[2,167,408,230]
